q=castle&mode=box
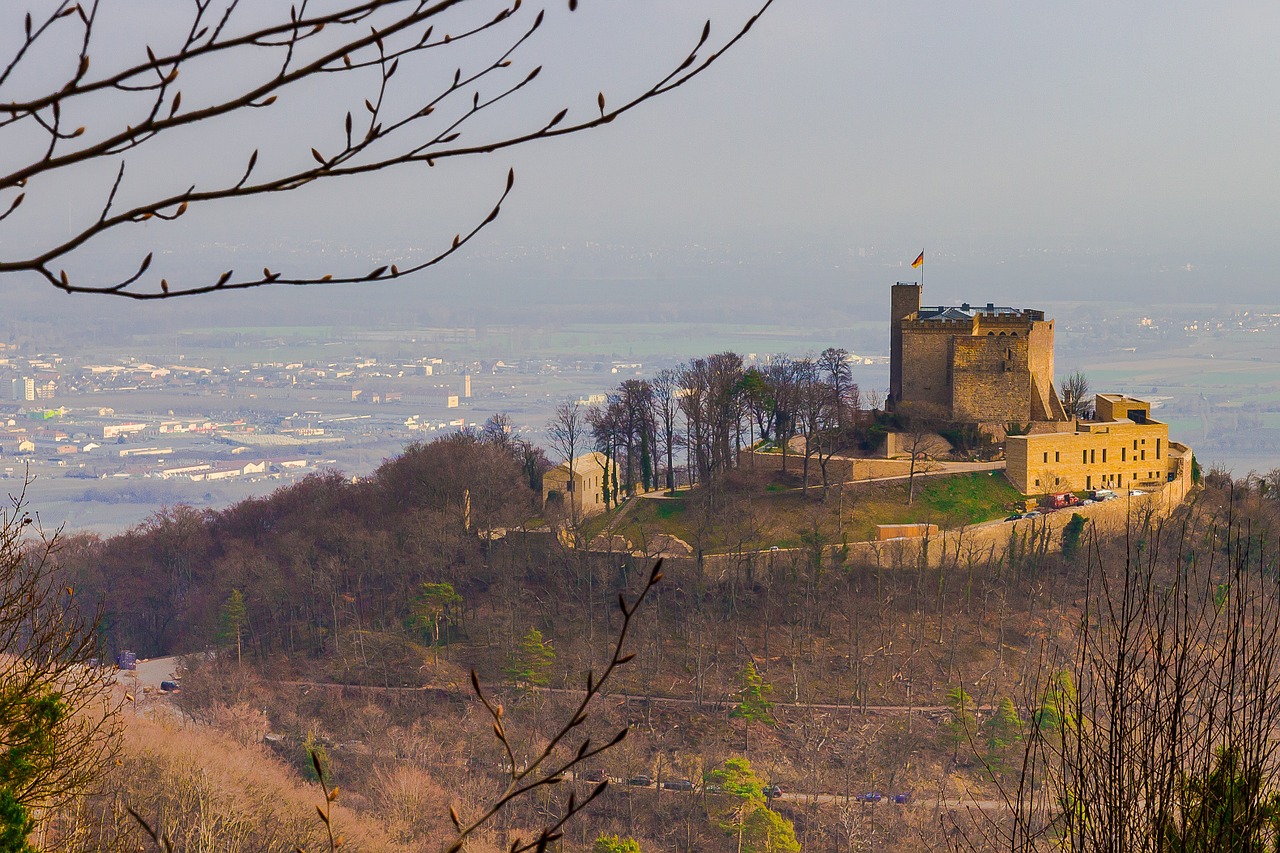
[888,283,1067,427]
[887,282,1186,496]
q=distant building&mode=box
[542,451,610,518]
[1006,394,1176,494]
[889,283,1067,427]
[102,422,147,439]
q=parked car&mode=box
[857,792,883,803]
[159,680,180,692]
[580,769,607,783]
[662,779,695,792]
[1005,512,1023,522]
[1092,489,1118,501]
[893,792,911,804]
[626,775,654,787]
[1129,489,1146,496]
[1022,510,1043,519]
[1046,492,1082,510]
[763,784,782,799]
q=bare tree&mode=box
[0,0,774,298]
[954,489,1280,852]
[546,399,584,519]
[765,355,800,473]
[0,486,122,840]
[1059,370,1091,420]
[895,401,947,505]
[818,346,853,430]
[678,352,744,484]
[651,367,682,493]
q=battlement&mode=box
[889,282,1063,425]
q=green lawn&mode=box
[595,470,1023,554]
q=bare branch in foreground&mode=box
[0,1,775,298]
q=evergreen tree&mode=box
[1033,670,1078,735]
[0,692,63,853]
[593,835,642,853]
[1061,512,1087,562]
[507,628,556,687]
[218,588,247,664]
[412,582,463,647]
[945,686,977,763]
[1163,747,1280,852]
[982,696,1024,771]
[740,804,801,853]
[705,758,798,853]
[706,757,764,800]
[730,661,775,752]
[639,428,653,492]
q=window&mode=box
[1122,447,1127,462]
[1055,451,1060,462]
[1035,478,1041,487]
[1102,448,1107,462]
[1082,450,1088,464]
[1043,452,1048,463]
[1141,450,1146,460]
[1090,449,1096,464]
[1156,438,1161,458]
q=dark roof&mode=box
[916,302,1027,321]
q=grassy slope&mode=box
[610,470,1025,551]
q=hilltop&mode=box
[45,421,1219,851]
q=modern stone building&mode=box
[1005,394,1173,494]
[889,283,1067,427]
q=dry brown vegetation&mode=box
[42,427,1280,850]
[51,711,410,852]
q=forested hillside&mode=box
[47,421,1280,851]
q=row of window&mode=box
[1039,438,1162,466]
[1033,471,1161,488]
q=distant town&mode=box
[3,297,1280,533]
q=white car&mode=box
[1129,489,1146,496]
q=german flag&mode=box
[911,251,924,269]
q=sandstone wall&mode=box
[1026,319,1061,419]
[890,283,922,402]
[899,324,954,410]
[951,335,1031,422]
[1009,421,1171,494]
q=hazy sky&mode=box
[3,1,1279,321]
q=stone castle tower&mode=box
[888,283,1067,426]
